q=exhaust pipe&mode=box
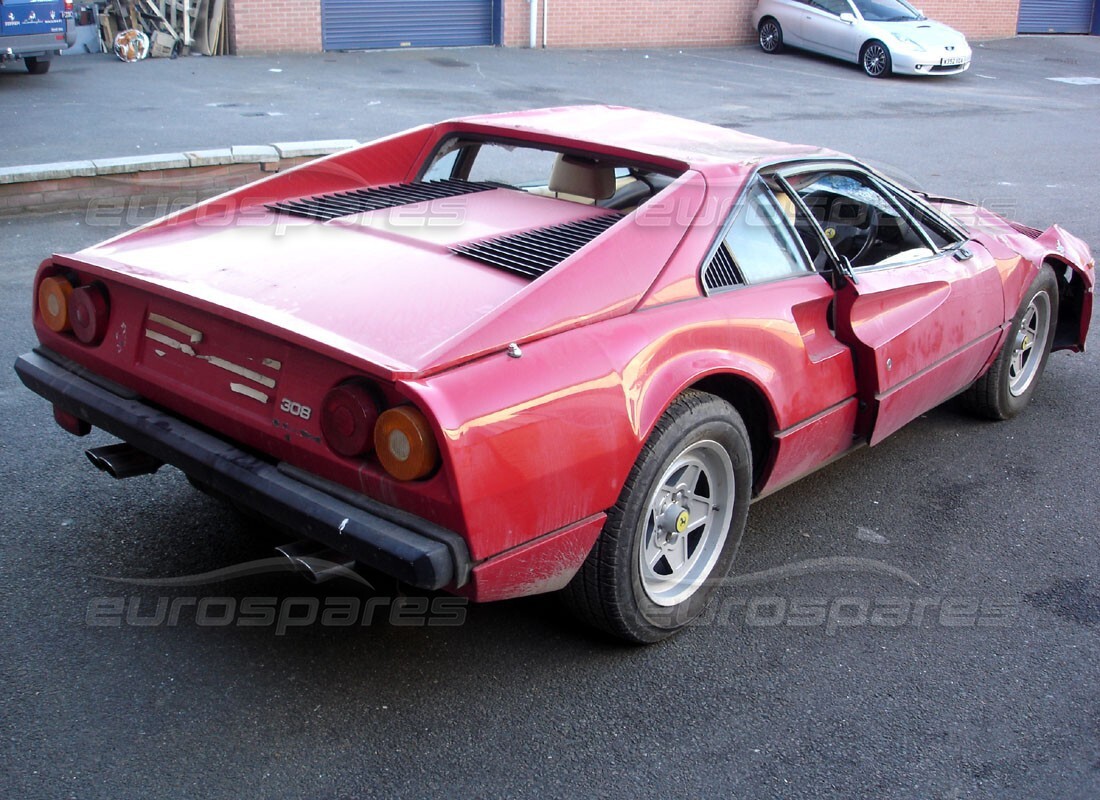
[86,443,163,479]
[275,540,364,585]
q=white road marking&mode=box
[1047,76,1100,85]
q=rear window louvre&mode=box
[451,213,623,279]
[266,180,498,221]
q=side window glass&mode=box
[816,0,852,15]
[720,181,812,285]
[790,171,935,269]
[889,190,963,250]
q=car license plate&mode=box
[941,57,966,66]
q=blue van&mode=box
[1,0,76,74]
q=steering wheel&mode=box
[802,191,880,268]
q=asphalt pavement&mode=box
[2,34,1099,800]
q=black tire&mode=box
[860,40,891,78]
[562,390,753,643]
[25,57,51,75]
[758,18,784,54]
[963,265,1059,420]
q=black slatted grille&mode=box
[451,214,623,279]
[703,245,739,291]
[1009,220,1043,240]
[266,180,498,221]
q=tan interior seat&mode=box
[548,155,615,204]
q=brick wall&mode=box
[229,0,322,54]
[502,0,756,48]
[227,0,1021,54]
[502,0,1020,49]
[918,1,1019,40]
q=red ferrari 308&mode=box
[17,107,1094,642]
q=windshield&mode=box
[851,0,924,22]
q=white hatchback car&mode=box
[752,0,971,78]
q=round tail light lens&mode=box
[38,275,74,332]
[374,406,439,481]
[321,382,380,457]
[70,283,110,345]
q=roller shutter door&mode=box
[1017,0,1095,33]
[322,0,495,51]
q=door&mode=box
[781,167,1006,445]
[321,0,496,51]
[1018,0,1095,33]
[799,0,862,58]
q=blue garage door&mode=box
[1017,0,1095,33]
[322,0,496,50]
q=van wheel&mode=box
[25,57,51,75]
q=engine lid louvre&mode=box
[452,213,623,279]
[266,180,499,221]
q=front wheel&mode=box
[563,390,753,643]
[25,57,51,75]
[963,265,1059,420]
[861,41,891,78]
[758,18,784,54]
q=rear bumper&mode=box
[1,20,76,58]
[14,347,470,591]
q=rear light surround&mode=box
[321,378,441,482]
[36,269,111,346]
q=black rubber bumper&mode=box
[14,348,469,591]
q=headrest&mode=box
[548,155,615,201]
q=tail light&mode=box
[70,284,110,345]
[64,0,73,11]
[38,275,74,332]
[374,406,439,481]
[320,382,380,457]
[37,272,110,345]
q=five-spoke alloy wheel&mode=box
[964,265,1059,420]
[563,391,752,643]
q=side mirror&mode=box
[839,12,856,23]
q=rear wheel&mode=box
[563,391,752,643]
[758,18,784,54]
[963,265,1058,420]
[25,57,51,75]
[861,41,891,78]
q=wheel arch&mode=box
[1044,255,1091,352]
[692,373,775,490]
[636,362,778,493]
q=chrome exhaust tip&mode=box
[85,443,163,479]
[275,541,363,585]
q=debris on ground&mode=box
[95,0,227,58]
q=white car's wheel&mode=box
[861,40,892,78]
[758,18,784,54]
